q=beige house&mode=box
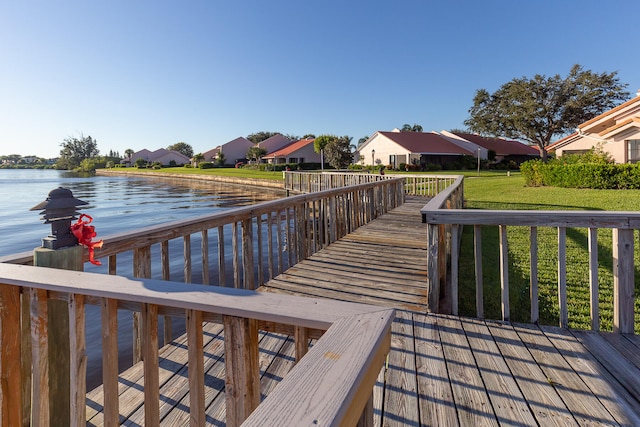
[201,137,254,166]
[548,91,640,163]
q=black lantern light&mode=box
[30,187,88,249]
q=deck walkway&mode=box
[86,197,640,426]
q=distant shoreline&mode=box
[96,168,285,190]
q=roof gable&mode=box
[264,138,315,158]
[452,132,539,155]
[579,96,640,134]
[378,131,474,155]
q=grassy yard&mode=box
[113,166,286,180]
[459,173,640,331]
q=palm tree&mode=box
[193,153,205,167]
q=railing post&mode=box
[33,245,84,426]
[0,284,22,426]
[613,228,634,334]
[223,315,260,427]
[427,223,440,312]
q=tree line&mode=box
[51,64,631,172]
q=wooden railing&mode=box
[0,263,393,426]
[0,179,403,409]
[422,176,638,334]
[284,171,456,197]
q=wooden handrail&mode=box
[0,263,394,426]
[421,176,637,334]
[284,171,456,197]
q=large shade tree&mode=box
[314,135,353,169]
[464,64,629,161]
[167,142,193,158]
[57,134,100,169]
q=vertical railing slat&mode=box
[218,225,226,287]
[102,297,119,426]
[133,246,151,363]
[69,293,86,427]
[202,229,210,285]
[232,222,240,288]
[499,224,509,321]
[530,227,538,324]
[558,227,567,328]
[0,284,22,426]
[474,225,483,319]
[242,218,254,290]
[143,303,160,425]
[223,315,260,427]
[186,309,205,426]
[613,228,634,334]
[184,234,192,283]
[588,228,599,331]
[450,225,459,315]
[30,288,49,425]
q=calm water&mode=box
[0,169,285,389]
[0,169,283,257]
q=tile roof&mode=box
[263,138,315,158]
[379,131,473,155]
[453,133,539,155]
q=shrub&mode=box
[199,162,214,169]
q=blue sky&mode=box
[2,0,639,158]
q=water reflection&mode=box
[0,169,284,256]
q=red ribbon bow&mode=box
[71,214,103,265]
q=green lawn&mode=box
[110,166,286,180]
[458,174,640,331]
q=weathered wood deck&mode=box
[86,197,640,426]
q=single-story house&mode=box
[441,131,539,164]
[548,91,640,163]
[262,137,320,164]
[201,137,254,166]
[356,130,476,169]
[124,148,190,166]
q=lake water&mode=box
[0,169,284,257]
[0,169,285,389]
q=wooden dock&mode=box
[86,197,640,426]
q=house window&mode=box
[389,155,396,168]
[628,140,640,163]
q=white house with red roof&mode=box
[356,130,476,169]
[548,91,640,163]
[440,131,539,163]
[357,129,539,169]
[262,137,320,164]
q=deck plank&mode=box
[541,325,640,425]
[437,315,498,426]
[485,321,577,426]
[460,317,537,425]
[381,311,420,426]
[514,323,617,426]
[413,313,457,426]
